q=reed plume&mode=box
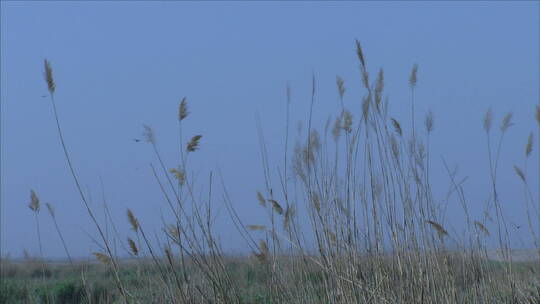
[391,118,402,136]
[142,124,155,144]
[425,110,434,133]
[43,59,55,95]
[483,108,492,133]
[336,76,345,100]
[256,191,266,207]
[127,238,139,256]
[169,168,185,186]
[536,105,540,126]
[178,97,189,121]
[500,112,514,132]
[426,220,448,238]
[127,209,139,232]
[409,63,418,88]
[332,115,342,143]
[93,252,112,265]
[342,110,352,133]
[28,190,40,212]
[525,132,533,157]
[268,199,283,215]
[187,135,202,152]
[246,225,266,231]
[474,221,490,237]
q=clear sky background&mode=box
[1,1,539,259]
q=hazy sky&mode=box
[1,2,539,258]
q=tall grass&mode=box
[2,42,539,303]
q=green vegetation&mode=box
[1,42,539,303]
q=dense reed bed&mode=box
[2,42,539,303]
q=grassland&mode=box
[1,42,539,303]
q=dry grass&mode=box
[4,42,539,304]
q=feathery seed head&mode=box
[332,115,342,142]
[336,76,345,100]
[127,209,139,232]
[165,224,180,243]
[178,97,189,121]
[426,220,448,238]
[483,108,493,134]
[246,225,266,231]
[92,252,111,265]
[409,63,418,88]
[425,110,434,133]
[29,190,40,213]
[375,68,384,110]
[355,40,366,68]
[390,136,400,159]
[474,221,490,237]
[268,199,283,215]
[255,240,269,263]
[525,132,533,158]
[127,238,138,256]
[186,135,202,152]
[256,191,266,207]
[362,94,370,122]
[283,204,295,231]
[342,110,352,133]
[142,124,155,144]
[391,118,402,137]
[169,168,185,186]
[43,59,55,95]
[308,130,321,153]
[500,112,514,133]
[536,105,540,126]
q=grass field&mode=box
[1,253,539,303]
[1,42,539,303]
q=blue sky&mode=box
[1,2,539,258]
